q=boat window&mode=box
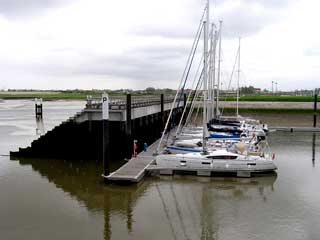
[247,163,256,166]
[202,162,211,165]
[206,155,238,160]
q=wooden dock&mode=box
[103,138,162,183]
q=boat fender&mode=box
[272,153,275,160]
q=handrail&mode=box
[85,96,176,110]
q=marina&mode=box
[1,0,320,239]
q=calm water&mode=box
[0,100,320,240]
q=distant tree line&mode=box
[4,87,319,97]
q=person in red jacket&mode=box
[133,140,138,158]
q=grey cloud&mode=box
[130,0,296,40]
[218,6,277,38]
[25,44,190,84]
[130,25,198,39]
[0,0,74,18]
[215,0,293,8]
[214,0,298,38]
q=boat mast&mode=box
[236,37,241,116]
[208,23,215,123]
[203,0,209,153]
[216,20,222,117]
[212,30,217,120]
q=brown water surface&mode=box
[1,100,320,240]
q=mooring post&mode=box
[126,94,132,158]
[102,93,110,177]
[35,98,43,120]
[314,91,317,128]
[160,94,164,129]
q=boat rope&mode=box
[171,21,203,129]
[175,54,204,137]
[220,45,239,116]
[156,6,207,154]
[170,183,191,240]
[184,78,203,128]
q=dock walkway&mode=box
[104,138,162,183]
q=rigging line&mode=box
[177,22,203,107]
[170,183,191,240]
[172,21,204,128]
[191,84,203,127]
[182,184,201,237]
[176,55,204,136]
[220,46,239,116]
[156,5,207,153]
[193,83,202,123]
[185,73,204,128]
[155,183,178,240]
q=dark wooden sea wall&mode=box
[10,108,182,161]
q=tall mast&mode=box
[236,37,241,116]
[206,1,211,123]
[216,20,222,117]
[207,29,213,124]
[212,30,217,119]
[203,1,209,153]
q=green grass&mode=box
[223,95,319,102]
[222,108,320,114]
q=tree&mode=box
[145,87,156,93]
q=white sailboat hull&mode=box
[155,152,277,174]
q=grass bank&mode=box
[222,108,320,114]
[224,95,319,102]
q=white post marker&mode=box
[102,93,109,120]
[102,93,110,177]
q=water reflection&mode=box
[312,133,316,167]
[10,157,150,240]
[36,118,45,135]
[11,156,277,240]
[155,174,277,240]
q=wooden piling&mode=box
[160,94,164,129]
[126,94,133,158]
[314,92,317,127]
[35,98,43,120]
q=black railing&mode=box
[85,96,176,110]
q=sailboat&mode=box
[154,1,277,176]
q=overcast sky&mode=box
[0,0,319,91]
